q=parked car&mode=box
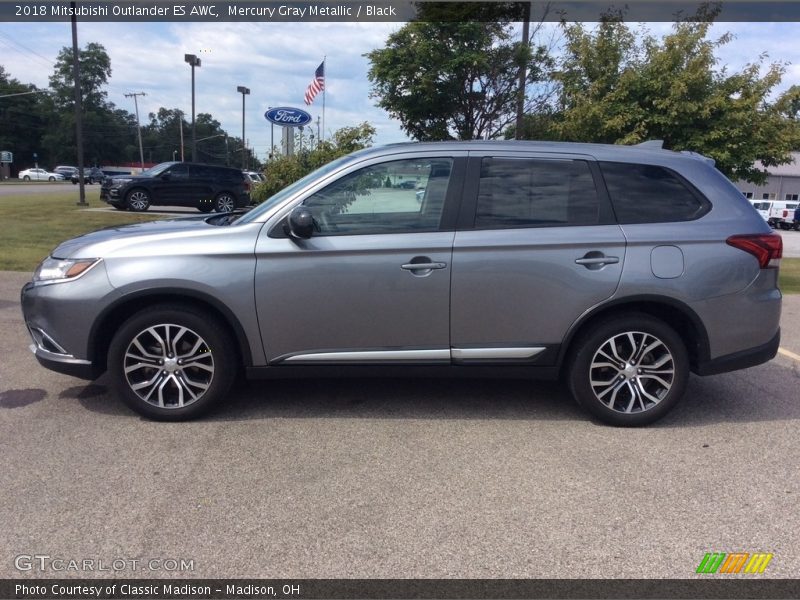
[18,168,64,182]
[767,200,799,230]
[243,171,264,183]
[100,161,250,212]
[54,166,79,179]
[21,140,782,425]
[71,167,106,185]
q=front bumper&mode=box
[21,264,115,380]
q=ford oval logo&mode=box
[264,107,312,127]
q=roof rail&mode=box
[635,140,664,149]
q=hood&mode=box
[51,215,215,258]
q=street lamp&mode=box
[184,53,201,161]
[237,86,250,170]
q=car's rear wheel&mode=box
[23,175,30,181]
[48,176,55,181]
[214,192,235,213]
[108,306,236,421]
[126,189,151,212]
[568,314,689,426]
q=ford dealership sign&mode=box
[265,107,312,127]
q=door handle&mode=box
[575,252,620,270]
[401,262,447,270]
[575,257,619,265]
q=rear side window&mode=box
[600,162,709,224]
[475,158,599,228]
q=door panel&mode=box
[451,226,625,352]
[254,232,454,362]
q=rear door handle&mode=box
[575,252,620,270]
[575,257,619,265]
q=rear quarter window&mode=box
[599,162,710,224]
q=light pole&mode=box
[184,53,201,161]
[236,86,250,170]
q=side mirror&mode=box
[287,206,315,239]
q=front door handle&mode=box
[401,262,447,271]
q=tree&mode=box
[366,17,553,141]
[543,10,800,183]
[0,66,47,170]
[251,123,376,203]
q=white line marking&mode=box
[778,347,800,362]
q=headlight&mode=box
[33,257,101,283]
[111,178,132,185]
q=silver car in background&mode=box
[21,141,782,425]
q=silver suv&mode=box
[21,141,783,425]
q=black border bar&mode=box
[3,579,800,599]
[4,1,800,22]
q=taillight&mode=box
[783,210,789,218]
[726,233,782,268]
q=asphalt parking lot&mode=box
[0,270,799,580]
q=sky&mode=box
[2,18,800,164]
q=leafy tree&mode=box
[251,122,376,203]
[0,66,47,170]
[366,18,553,140]
[543,10,800,182]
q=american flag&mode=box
[304,61,325,105]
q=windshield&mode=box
[141,162,178,177]
[235,155,356,225]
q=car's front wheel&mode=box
[568,314,689,426]
[23,175,30,181]
[214,192,235,213]
[108,305,237,420]
[126,189,151,212]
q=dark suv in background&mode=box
[71,167,106,185]
[100,161,250,212]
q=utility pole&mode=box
[515,2,531,140]
[184,54,201,161]
[70,2,87,206]
[236,86,250,170]
[125,91,146,170]
[177,109,184,161]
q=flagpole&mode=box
[322,56,326,143]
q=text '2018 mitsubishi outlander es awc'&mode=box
[21,141,782,426]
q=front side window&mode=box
[303,158,453,235]
[168,163,190,180]
[475,158,599,229]
[600,162,709,224]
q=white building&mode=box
[738,152,800,202]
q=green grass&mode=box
[0,190,163,271]
[780,257,800,295]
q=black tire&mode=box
[23,175,30,181]
[568,314,689,426]
[108,305,237,421]
[126,188,151,212]
[72,180,78,185]
[214,192,236,213]
[779,222,790,230]
[48,176,55,181]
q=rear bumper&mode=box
[694,328,780,376]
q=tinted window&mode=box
[303,158,453,235]
[600,162,709,224]
[168,163,190,180]
[475,158,599,228]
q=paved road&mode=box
[1,271,798,580]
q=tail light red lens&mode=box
[726,233,783,268]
